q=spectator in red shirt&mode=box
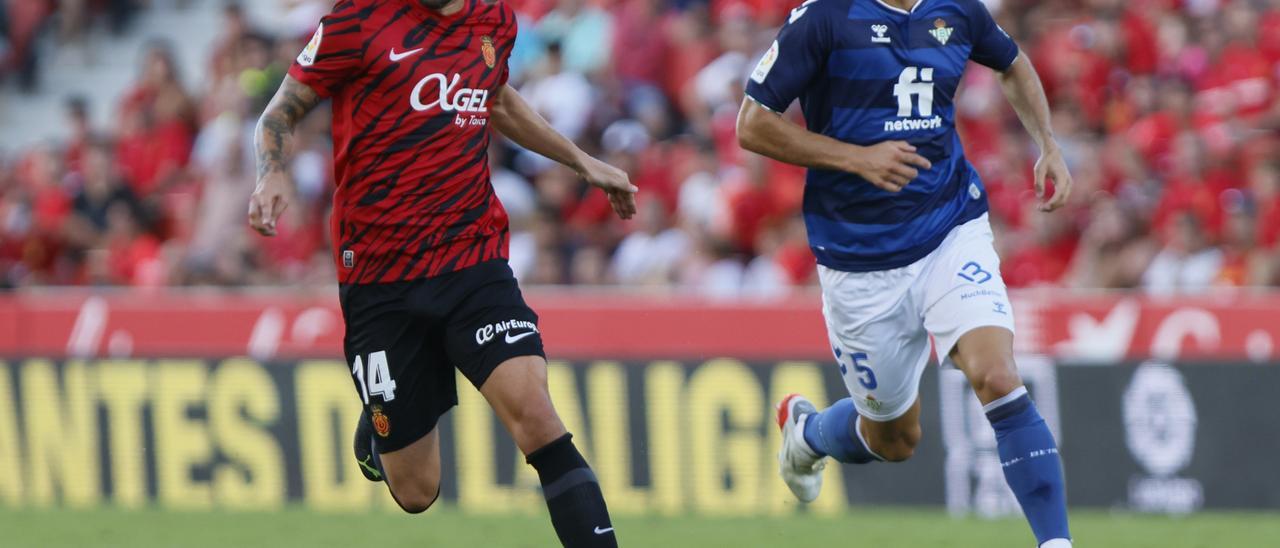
[611,0,669,88]
[1002,201,1080,288]
[1064,196,1158,289]
[1195,2,1273,120]
[1215,191,1273,287]
[1151,132,1226,236]
[1251,161,1280,248]
[115,42,195,198]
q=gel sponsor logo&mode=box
[474,319,539,345]
[410,73,491,114]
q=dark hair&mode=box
[65,96,89,118]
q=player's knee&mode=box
[388,475,441,514]
[871,424,922,462]
[977,367,1022,402]
[878,442,914,462]
[499,385,565,452]
[886,435,922,462]
[511,405,565,453]
[392,485,440,514]
[967,357,1021,402]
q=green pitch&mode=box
[2,507,1276,547]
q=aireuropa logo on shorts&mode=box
[475,319,539,345]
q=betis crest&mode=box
[929,18,953,45]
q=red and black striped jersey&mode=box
[289,0,516,285]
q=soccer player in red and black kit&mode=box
[247,1,632,545]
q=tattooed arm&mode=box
[249,75,323,236]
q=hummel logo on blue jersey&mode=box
[871,24,890,43]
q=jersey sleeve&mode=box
[497,6,518,87]
[288,0,367,98]
[967,0,1019,71]
[744,1,832,113]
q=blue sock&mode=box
[800,398,882,464]
[985,387,1071,545]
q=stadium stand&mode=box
[0,0,1278,294]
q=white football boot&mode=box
[775,393,826,503]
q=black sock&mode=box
[526,433,617,548]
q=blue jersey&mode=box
[744,0,1018,272]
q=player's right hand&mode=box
[248,172,291,237]
[850,141,932,193]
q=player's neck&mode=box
[418,0,467,16]
[879,0,921,12]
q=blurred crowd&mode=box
[0,0,145,91]
[1,0,1279,295]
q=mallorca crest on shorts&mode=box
[371,405,391,437]
[929,18,953,45]
[481,35,496,69]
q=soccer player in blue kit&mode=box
[737,0,1073,546]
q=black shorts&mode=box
[339,259,545,452]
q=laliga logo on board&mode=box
[1123,362,1202,514]
[410,73,491,114]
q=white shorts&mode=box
[819,214,1014,422]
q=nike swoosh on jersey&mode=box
[389,48,424,62]
[505,331,537,344]
[593,527,614,535]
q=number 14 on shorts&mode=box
[353,351,398,403]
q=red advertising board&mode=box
[0,290,1276,362]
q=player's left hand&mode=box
[1034,145,1073,212]
[249,171,292,236]
[577,156,638,220]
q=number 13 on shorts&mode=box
[353,350,398,403]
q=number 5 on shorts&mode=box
[851,352,877,390]
[352,350,397,403]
